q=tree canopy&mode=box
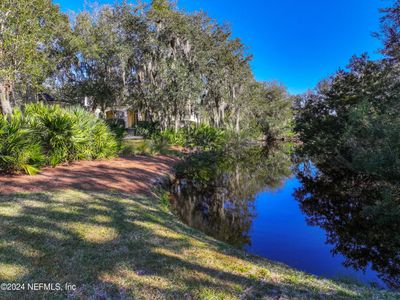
[0,0,69,114]
[294,0,400,288]
[0,0,292,140]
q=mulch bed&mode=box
[0,155,179,195]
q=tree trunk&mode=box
[175,115,180,133]
[0,83,13,115]
[235,108,240,133]
[220,101,225,126]
[174,100,180,132]
[122,68,127,104]
[214,108,220,127]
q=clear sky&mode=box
[56,0,388,94]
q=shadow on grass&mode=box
[0,190,385,299]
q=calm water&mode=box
[170,145,391,288]
[247,177,383,287]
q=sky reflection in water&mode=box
[247,177,383,287]
[170,146,389,288]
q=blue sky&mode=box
[56,0,387,94]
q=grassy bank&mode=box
[0,189,398,299]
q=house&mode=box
[83,96,138,129]
[105,107,137,129]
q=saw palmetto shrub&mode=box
[0,110,44,175]
[25,103,118,166]
[0,103,119,175]
[69,106,119,160]
[26,103,79,166]
[182,124,227,151]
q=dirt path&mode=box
[0,155,179,195]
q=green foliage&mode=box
[2,1,294,142]
[150,137,171,155]
[69,107,119,159]
[151,0,172,12]
[122,137,177,156]
[295,56,399,173]
[25,103,118,166]
[106,119,126,141]
[294,56,400,289]
[48,3,293,141]
[254,83,294,140]
[132,121,160,138]
[0,110,44,174]
[121,139,156,156]
[182,124,227,151]
[26,104,79,166]
[134,140,158,156]
[378,0,400,62]
[0,0,70,114]
[153,129,185,146]
[151,124,227,151]
[0,103,119,175]
[341,98,400,181]
[159,190,171,208]
[123,124,228,156]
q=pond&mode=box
[169,144,396,289]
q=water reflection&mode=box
[170,145,292,247]
[294,161,400,289]
[170,144,398,289]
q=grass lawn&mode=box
[0,189,399,299]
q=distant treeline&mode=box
[0,0,292,139]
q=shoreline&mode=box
[0,154,398,299]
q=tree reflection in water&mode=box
[170,145,292,248]
[170,142,400,289]
[294,161,400,289]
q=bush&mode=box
[26,104,79,166]
[0,104,120,175]
[131,140,155,156]
[69,107,119,159]
[25,103,118,166]
[150,124,227,152]
[106,118,126,141]
[153,129,185,147]
[122,138,172,156]
[182,124,227,151]
[0,110,44,174]
[132,121,160,138]
[0,103,119,174]
[150,137,170,155]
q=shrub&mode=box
[150,124,227,152]
[134,140,155,155]
[69,107,119,159]
[0,110,44,174]
[121,139,154,156]
[154,129,185,146]
[106,118,126,141]
[132,121,160,138]
[25,103,118,166]
[182,124,227,151]
[25,104,79,165]
[150,137,170,155]
[0,104,118,175]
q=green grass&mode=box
[0,190,398,299]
